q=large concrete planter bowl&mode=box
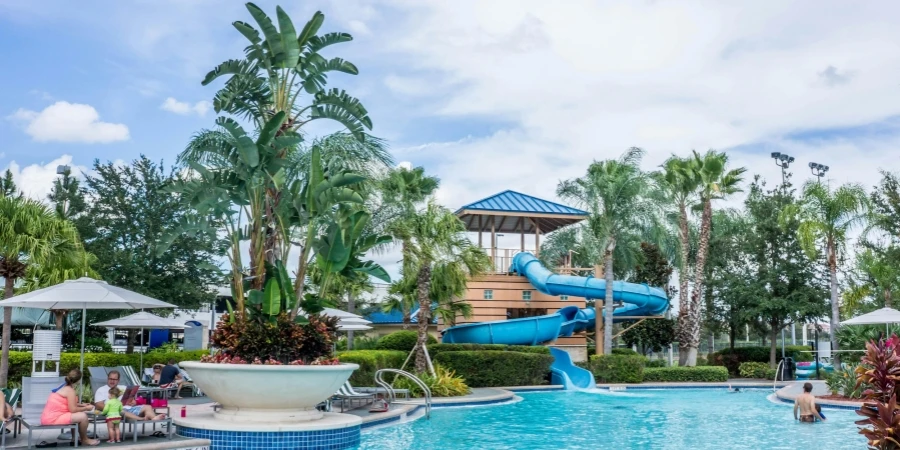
[179,361,358,423]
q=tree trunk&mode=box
[54,310,68,331]
[347,292,355,350]
[683,199,713,367]
[729,324,736,350]
[126,329,136,354]
[602,241,616,355]
[676,203,692,365]
[1,277,15,388]
[402,310,411,330]
[414,264,432,374]
[827,240,841,367]
[769,324,778,368]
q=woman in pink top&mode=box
[40,369,100,446]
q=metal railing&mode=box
[774,360,784,391]
[374,369,432,419]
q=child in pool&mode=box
[815,404,827,421]
[102,387,123,443]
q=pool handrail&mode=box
[375,368,432,419]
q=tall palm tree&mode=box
[557,148,659,355]
[781,181,869,364]
[680,150,745,366]
[0,196,90,386]
[657,156,700,356]
[388,201,491,373]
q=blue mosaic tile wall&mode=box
[177,425,361,450]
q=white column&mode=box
[802,323,808,346]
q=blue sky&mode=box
[2,0,900,216]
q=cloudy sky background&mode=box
[2,0,900,285]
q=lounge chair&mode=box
[332,382,375,412]
[2,388,21,440]
[18,376,80,449]
[355,386,411,400]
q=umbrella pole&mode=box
[79,307,86,399]
[140,326,144,373]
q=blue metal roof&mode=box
[366,303,438,324]
[456,190,588,216]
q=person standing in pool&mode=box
[794,382,826,423]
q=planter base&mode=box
[176,411,361,450]
[214,406,323,423]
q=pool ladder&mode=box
[374,369,432,419]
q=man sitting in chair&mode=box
[159,359,193,399]
[93,370,166,421]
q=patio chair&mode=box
[332,382,375,412]
[2,387,21,439]
[17,376,80,449]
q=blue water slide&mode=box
[440,252,670,389]
[549,347,596,389]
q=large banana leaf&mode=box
[275,6,300,68]
[262,278,282,316]
[247,3,285,67]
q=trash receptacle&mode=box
[779,357,794,381]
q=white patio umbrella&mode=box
[321,307,363,319]
[0,278,176,381]
[843,307,900,334]
[336,323,372,331]
[92,312,187,372]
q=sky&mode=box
[2,0,900,283]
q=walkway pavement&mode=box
[775,380,863,409]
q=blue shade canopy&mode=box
[0,307,52,326]
[455,190,588,234]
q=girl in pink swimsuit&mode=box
[39,369,100,446]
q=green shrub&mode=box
[643,366,729,382]
[375,331,437,352]
[589,355,645,383]
[611,348,638,356]
[335,336,379,351]
[434,351,553,387]
[392,365,470,398]
[336,350,407,386]
[427,343,550,359]
[764,369,777,380]
[696,356,709,366]
[711,345,812,376]
[645,359,666,368]
[738,362,770,379]
[825,364,866,399]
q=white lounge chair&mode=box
[332,382,375,412]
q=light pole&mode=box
[809,162,829,184]
[808,161,828,380]
[771,153,794,355]
[770,152,794,190]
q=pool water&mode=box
[359,389,863,449]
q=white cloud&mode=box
[2,155,89,201]
[160,97,211,117]
[375,1,900,213]
[7,101,129,144]
[347,20,371,36]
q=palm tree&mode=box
[202,3,372,138]
[657,156,700,357]
[557,148,659,355]
[842,247,900,315]
[0,196,91,386]
[782,181,869,364]
[679,150,745,366]
[388,201,491,373]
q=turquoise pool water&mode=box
[359,389,863,449]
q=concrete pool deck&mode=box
[346,388,517,428]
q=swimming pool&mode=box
[359,389,862,449]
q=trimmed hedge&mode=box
[375,331,437,352]
[5,351,208,385]
[336,350,407,385]
[589,355,645,383]
[712,345,812,375]
[738,362,770,379]
[643,366,729,382]
[427,344,550,359]
[645,359,666,368]
[434,351,554,387]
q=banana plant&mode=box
[202,3,372,139]
[314,206,391,300]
